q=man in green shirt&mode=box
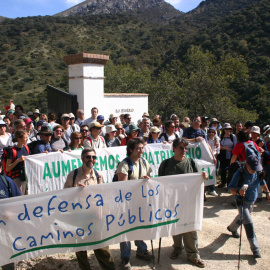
[158,138,207,268]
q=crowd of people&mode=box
[1,102,270,270]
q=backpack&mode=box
[242,141,260,160]
[0,174,11,197]
[159,132,179,142]
[84,136,105,147]
[72,168,100,187]
[27,140,45,154]
[1,145,30,178]
[112,157,147,182]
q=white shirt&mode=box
[83,134,106,149]
[83,117,96,128]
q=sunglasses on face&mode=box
[62,118,70,121]
[151,132,159,134]
[208,131,215,134]
[85,155,97,160]
[177,146,188,151]
[116,128,123,130]
[70,118,75,120]
[225,128,232,130]
[81,129,88,132]
[193,119,201,122]
[75,137,82,140]
[55,130,63,133]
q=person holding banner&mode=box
[116,138,153,270]
[64,148,116,270]
[158,138,207,268]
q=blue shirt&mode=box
[34,140,52,154]
[183,127,207,141]
[0,175,21,199]
[228,168,266,203]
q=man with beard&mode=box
[64,148,115,270]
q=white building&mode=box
[63,53,148,122]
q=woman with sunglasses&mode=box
[51,125,70,152]
[206,126,220,196]
[115,123,126,143]
[146,126,162,144]
[69,132,84,150]
[0,120,12,157]
[105,125,120,147]
[218,123,237,188]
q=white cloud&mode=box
[65,0,84,4]
[165,0,184,5]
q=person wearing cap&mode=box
[61,113,73,144]
[83,122,106,149]
[227,155,270,258]
[218,123,237,188]
[33,126,53,154]
[138,118,150,139]
[96,115,106,137]
[69,113,80,132]
[209,118,221,136]
[33,109,40,123]
[105,125,120,147]
[0,120,12,157]
[120,123,140,146]
[104,113,118,126]
[24,118,38,143]
[146,126,162,144]
[75,109,85,127]
[82,107,98,127]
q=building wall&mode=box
[104,94,148,123]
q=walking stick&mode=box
[157,238,162,264]
[151,240,155,269]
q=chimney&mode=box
[64,53,109,118]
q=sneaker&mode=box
[253,251,261,258]
[227,226,240,238]
[170,248,182,260]
[136,250,154,261]
[121,258,131,270]
[188,258,206,268]
[208,190,218,196]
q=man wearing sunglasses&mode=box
[83,122,106,149]
[64,148,116,270]
[158,138,207,268]
[80,125,90,142]
[33,126,52,154]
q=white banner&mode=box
[25,140,215,194]
[0,174,203,266]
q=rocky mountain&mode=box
[54,0,183,24]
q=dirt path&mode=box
[16,190,270,270]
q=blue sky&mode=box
[0,0,204,19]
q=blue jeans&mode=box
[120,240,147,259]
[228,199,259,253]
